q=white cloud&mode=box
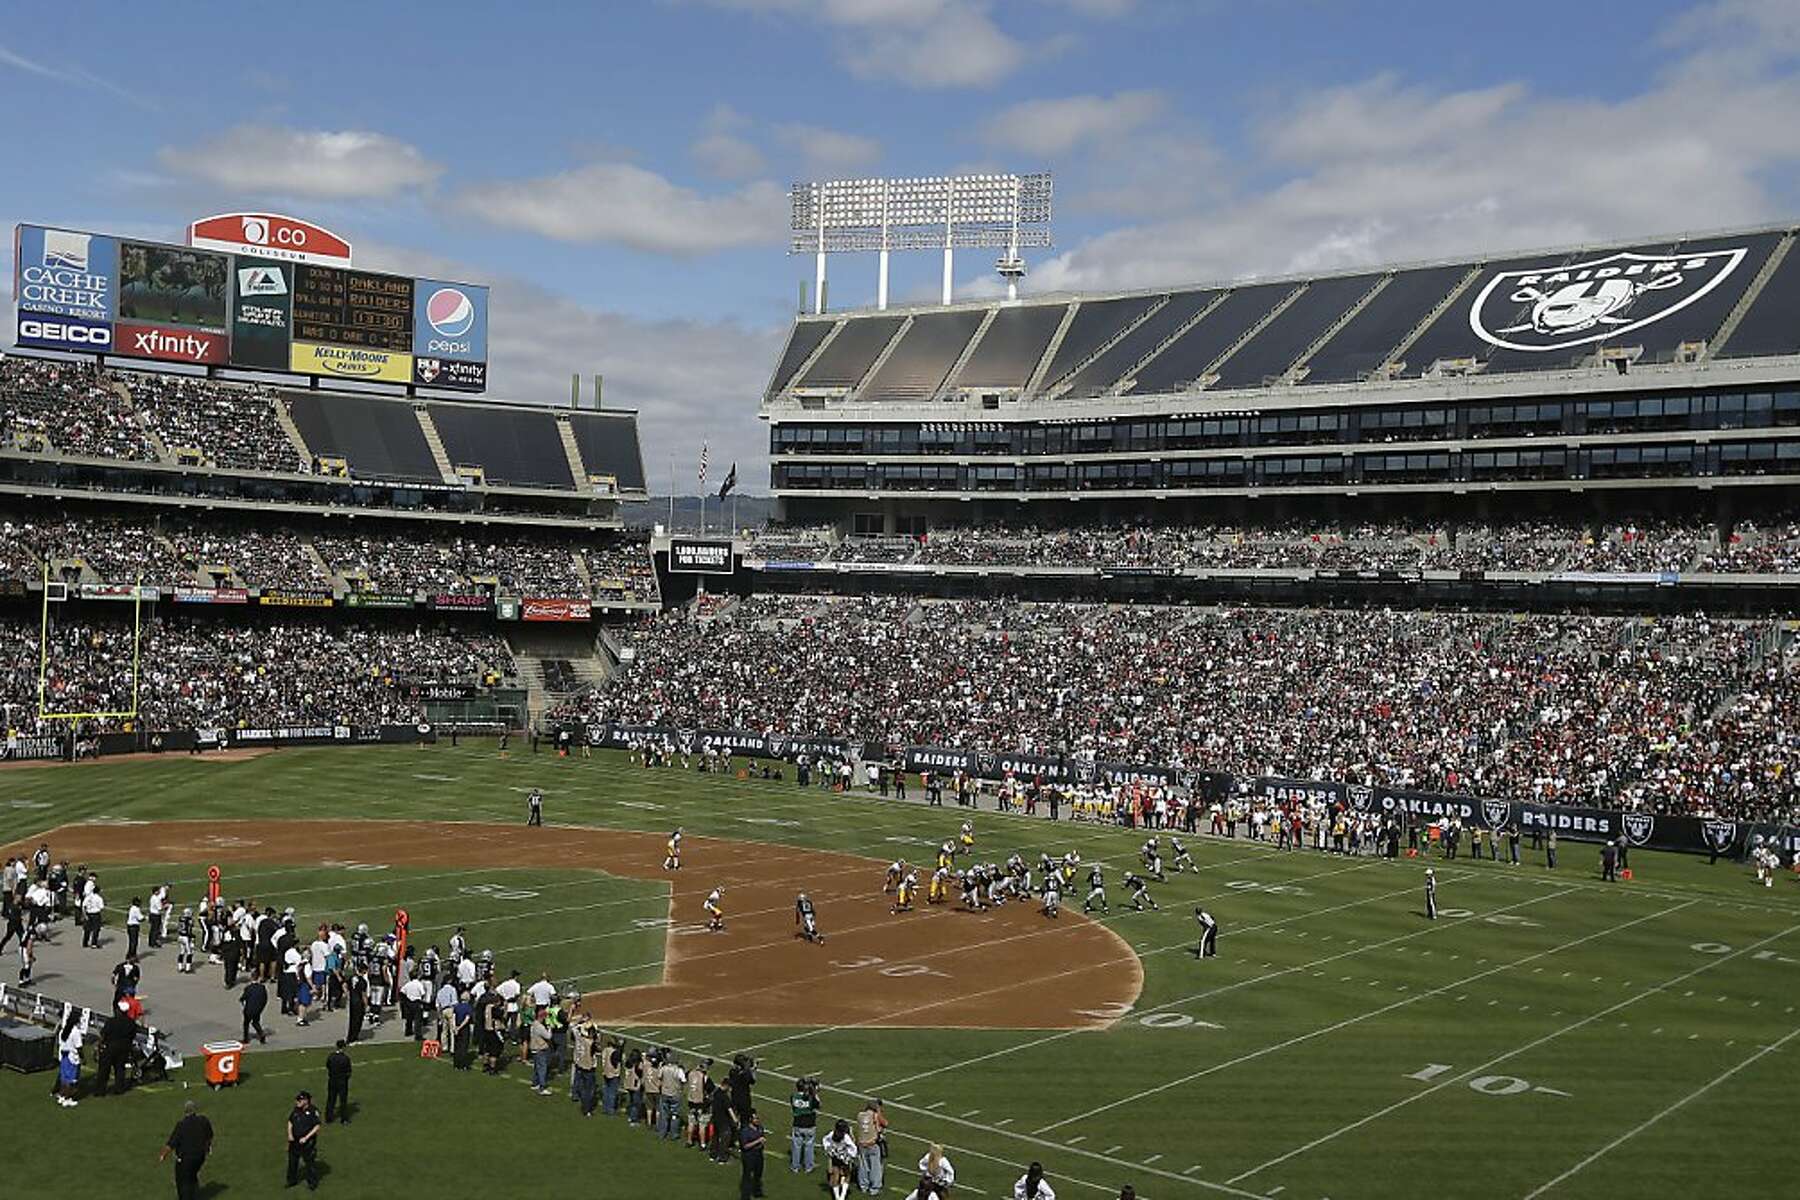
[701,0,1034,87]
[692,132,768,179]
[775,123,882,175]
[453,163,786,255]
[1026,32,1800,295]
[159,126,443,200]
[979,89,1165,157]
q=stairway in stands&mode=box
[508,630,613,725]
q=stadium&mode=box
[5,11,1800,1200]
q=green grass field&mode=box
[3,744,1796,1200]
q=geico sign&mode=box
[19,318,112,347]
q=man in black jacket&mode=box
[157,1099,214,1200]
[324,1039,353,1125]
[286,1091,322,1190]
[96,1002,138,1096]
[240,979,269,1044]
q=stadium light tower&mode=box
[790,172,1052,312]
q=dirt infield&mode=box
[15,820,1143,1031]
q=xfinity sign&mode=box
[15,314,112,352]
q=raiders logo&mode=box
[677,732,696,754]
[767,736,787,759]
[1702,819,1738,852]
[1622,812,1655,847]
[1482,799,1511,829]
[976,751,997,776]
[1468,248,1747,352]
[1076,760,1097,784]
[1348,784,1374,813]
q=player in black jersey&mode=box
[795,892,824,943]
[177,907,197,973]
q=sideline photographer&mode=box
[789,1074,822,1173]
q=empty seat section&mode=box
[768,320,835,393]
[284,392,439,482]
[1211,274,1380,390]
[1034,295,1161,393]
[1301,265,1470,384]
[1058,290,1221,399]
[793,315,904,388]
[1717,235,1800,359]
[1636,232,1782,359]
[860,310,985,401]
[957,303,1066,389]
[1125,284,1292,395]
[430,404,574,489]
[570,412,647,491]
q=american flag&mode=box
[697,442,709,486]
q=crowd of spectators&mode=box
[0,357,155,461]
[0,615,516,736]
[124,373,306,474]
[555,597,1798,823]
[762,517,1741,575]
[1699,514,1800,575]
[580,536,659,602]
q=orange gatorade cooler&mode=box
[202,1040,244,1088]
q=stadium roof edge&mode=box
[795,217,1800,320]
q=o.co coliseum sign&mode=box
[188,213,352,267]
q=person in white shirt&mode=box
[435,980,460,1046]
[401,976,430,1040]
[822,1119,859,1200]
[126,899,145,957]
[526,971,556,1010]
[1013,1163,1055,1200]
[903,1145,954,1198]
[495,971,523,1034]
[80,885,106,948]
[284,945,306,1023]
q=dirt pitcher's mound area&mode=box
[21,819,1143,1031]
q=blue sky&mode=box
[6,0,1800,486]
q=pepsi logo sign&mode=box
[427,288,475,338]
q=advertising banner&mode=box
[224,724,428,748]
[1,733,66,762]
[229,258,293,371]
[173,587,249,605]
[289,341,412,383]
[522,597,593,622]
[669,539,734,574]
[113,322,229,365]
[412,278,488,365]
[15,312,113,354]
[342,591,415,609]
[428,592,492,611]
[188,213,353,267]
[257,589,333,608]
[79,583,159,601]
[413,357,487,391]
[579,723,847,762]
[402,683,480,701]
[14,225,117,322]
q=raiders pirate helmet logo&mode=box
[766,735,787,759]
[1702,818,1738,852]
[976,751,997,776]
[1622,812,1655,847]
[1482,799,1511,829]
[1347,784,1374,812]
[1468,248,1747,352]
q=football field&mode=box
[2,744,1795,1200]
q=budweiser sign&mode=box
[523,597,593,622]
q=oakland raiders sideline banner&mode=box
[581,722,849,762]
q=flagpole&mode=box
[667,456,674,532]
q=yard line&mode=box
[1144,1153,1163,1164]
[1520,1025,1800,1199]
[1067,1135,1087,1145]
[1102,1145,1124,1155]
[1226,911,1799,1186]
[1035,896,1684,1136]
[962,1109,980,1117]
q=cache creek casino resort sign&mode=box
[13,215,490,392]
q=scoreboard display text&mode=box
[292,266,415,351]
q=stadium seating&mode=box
[0,357,156,461]
[3,614,516,735]
[123,373,306,473]
[554,596,1798,824]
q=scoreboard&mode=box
[292,267,415,351]
[13,221,489,391]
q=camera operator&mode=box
[855,1097,888,1196]
[788,1074,822,1174]
[727,1053,757,1127]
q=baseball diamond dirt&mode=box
[11,819,1142,1030]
